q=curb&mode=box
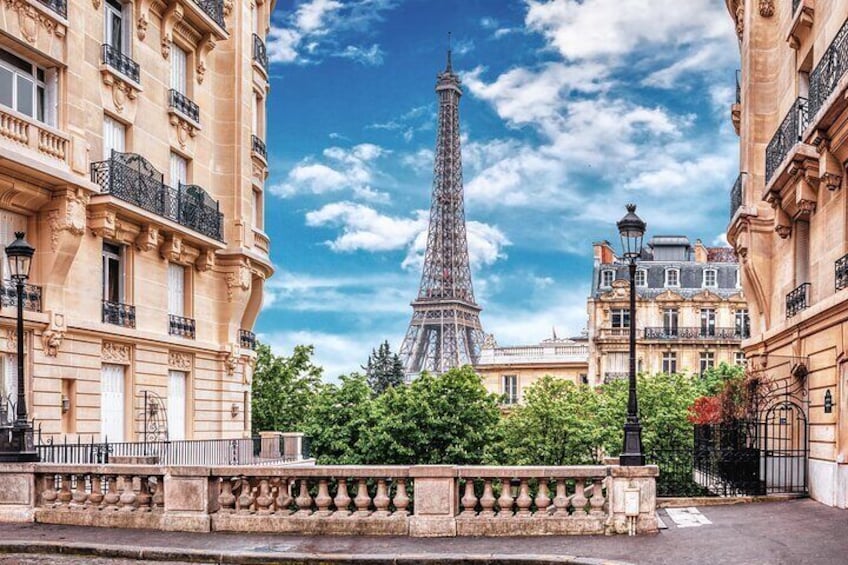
[0,540,634,565]
[658,493,806,508]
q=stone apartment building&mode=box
[587,237,748,385]
[0,0,273,441]
[476,333,589,407]
[726,0,848,508]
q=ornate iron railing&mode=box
[253,34,268,72]
[239,329,256,350]
[168,89,200,123]
[91,151,224,241]
[765,97,808,183]
[101,44,139,84]
[793,0,801,15]
[37,0,66,18]
[0,281,42,312]
[251,134,267,160]
[192,0,226,30]
[730,173,742,219]
[603,372,628,384]
[102,299,135,328]
[735,69,741,104]
[786,282,811,318]
[643,327,745,340]
[836,254,848,291]
[809,19,848,121]
[169,314,196,338]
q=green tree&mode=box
[250,343,322,434]
[301,374,374,464]
[364,341,405,395]
[495,376,600,465]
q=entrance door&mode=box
[100,364,125,442]
[167,370,186,440]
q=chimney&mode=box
[593,240,616,264]
[693,239,708,263]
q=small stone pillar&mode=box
[258,431,283,459]
[409,465,457,537]
[0,463,36,523]
[608,465,659,535]
[280,432,304,460]
[163,466,212,532]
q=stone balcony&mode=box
[0,106,71,169]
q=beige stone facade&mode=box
[476,335,589,406]
[588,238,747,385]
[0,0,273,441]
[726,0,848,508]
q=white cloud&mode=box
[336,44,385,66]
[484,286,591,347]
[260,330,381,381]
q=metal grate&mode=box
[251,135,267,160]
[643,327,745,340]
[809,18,848,120]
[239,329,257,350]
[37,0,66,17]
[730,173,742,219]
[253,34,269,72]
[168,89,200,123]
[102,299,136,328]
[765,97,808,183]
[836,254,848,291]
[168,314,196,338]
[101,44,140,84]
[193,0,226,29]
[0,282,42,312]
[785,282,811,318]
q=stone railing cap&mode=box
[456,465,609,479]
[609,465,659,478]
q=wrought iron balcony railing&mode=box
[793,0,801,15]
[0,282,42,312]
[101,44,140,84]
[786,282,811,318]
[193,0,225,30]
[37,0,66,18]
[91,151,224,241]
[603,372,628,384]
[730,173,742,219]
[765,97,808,183]
[169,314,196,338]
[168,89,200,123]
[239,329,256,350]
[251,135,267,161]
[735,69,741,104]
[643,327,746,340]
[836,254,848,291]
[809,18,848,121]
[253,34,268,72]
[102,300,136,328]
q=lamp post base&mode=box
[620,420,645,467]
[0,423,40,463]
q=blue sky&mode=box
[259,0,741,378]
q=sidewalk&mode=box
[0,499,844,564]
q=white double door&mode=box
[167,370,186,440]
[100,364,125,442]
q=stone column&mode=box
[280,432,304,460]
[258,431,283,459]
[0,463,36,523]
[409,465,457,537]
[608,465,659,534]
[163,466,213,532]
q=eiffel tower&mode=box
[398,48,485,376]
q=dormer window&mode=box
[703,268,717,288]
[665,268,680,287]
[635,269,647,287]
[601,269,614,287]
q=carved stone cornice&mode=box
[758,0,774,17]
[135,224,160,252]
[102,341,131,364]
[159,234,184,262]
[3,0,67,48]
[160,0,185,58]
[196,33,216,84]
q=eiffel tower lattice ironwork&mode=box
[399,49,485,376]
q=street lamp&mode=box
[0,232,39,462]
[617,205,646,466]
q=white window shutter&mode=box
[170,152,187,188]
[100,364,125,442]
[171,46,187,94]
[45,68,58,127]
[167,370,186,440]
[168,263,184,316]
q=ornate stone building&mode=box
[476,333,589,407]
[0,0,273,440]
[726,0,848,508]
[587,237,748,385]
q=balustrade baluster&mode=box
[118,475,136,511]
[589,478,606,516]
[103,475,120,511]
[460,479,478,516]
[479,479,495,516]
[354,479,371,517]
[70,474,88,510]
[294,479,313,516]
[218,478,236,513]
[535,479,551,515]
[274,478,292,514]
[571,480,588,515]
[333,478,351,516]
[497,479,515,518]
[40,475,58,508]
[373,479,391,517]
[58,474,72,507]
[314,479,333,516]
[552,479,569,514]
[89,475,104,509]
[255,478,274,515]
[237,477,255,514]
[136,476,152,512]
[515,479,532,517]
[152,478,165,511]
[393,478,410,516]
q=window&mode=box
[0,49,56,126]
[1,354,17,425]
[171,45,187,94]
[502,375,518,405]
[795,219,810,287]
[103,115,125,158]
[253,92,265,138]
[168,263,186,317]
[100,364,125,442]
[580,374,588,385]
[102,242,124,304]
[735,269,741,288]
[735,309,750,338]
[703,269,717,288]
[170,152,187,188]
[665,268,680,287]
[735,352,746,366]
[635,269,647,287]
[252,188,263,230]
[700,308,716,337]
[699,352,715,376]
[601,270,614,287]
[0,210,27,281]
[104,0,131,55]
[663,308,679,336]
[168,370,187,440]
[662,352,677,375]
[611,308,630,329]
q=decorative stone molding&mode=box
[773,202,792,238]
[4,0,67,45]
[195,248,215,272]
[758,0,774,17]
[815,138,843,192]
[735,2,744,39]
[135,0,152,39]
[135,224,159,252]
[224,343,239,375]
[223,0,233,17]
[168,350,192,370]
[102,341,131,365]
[169,113,199,149]
[47,190,88,252]
[159,234,183,262]
[4,328,17,353]
[160,1,185,59]
[88,208,118,239]
[796,198,816,218]
[100,70,140,114]
[226,264,252,301]
[196,33,216,84]
[41,313,66,357]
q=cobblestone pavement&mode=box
[0,499,845,564]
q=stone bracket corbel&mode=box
[100,69,140,115]
[159,234,184,262]
[816,136,843,191]
[160,0,185,59]
[41,312,67,357]
[136,0,153,40]
[195,248,215,272]
[168,113,199,150]
[225,262,252,302]
[88,208,117,240]
[196,33,216,84]
[773,200,792,239]
[135,224,159,252]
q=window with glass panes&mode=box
[0,49,55,126]
[700,308,716,337]
[735,309,750,338]
[502,375,518,404]
[665,268,680,287]
[601,270,614,287]
[699,352,715,375]
[735,352,746,366]
[611,309,630,328]
[662,352,677,375]
[703,269,717,287]
[663,308,679,335]
[102,242,124,304]
[635,269,647,287]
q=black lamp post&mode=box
[617,205,646,466]
[0,232,39,462]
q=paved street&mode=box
[0,499,845,564]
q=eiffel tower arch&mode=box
[398,49,485,376]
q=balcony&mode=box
[786,283,811,318]
[169,314,196,339]
[604,372,628,384]
[0,282,42,312]
[0,106,71,165]
[836,254,848,291]
[765,97,808,183]
[191,0,225,30]
[643,327,745,340]
[90,151,224,242]
[251,135,267,162]
[730,173,742,220]
[36,0,66,18]
[731,70,741,135]
[168,89,200,124]
[809,18,848,123]
[102,300,135,328]
[253,34,268,73]
[101,44,139,85]
[239,329,256,350]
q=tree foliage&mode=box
[250,343,322,434]
[364,341,405,395]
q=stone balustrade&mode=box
[0,107,70,165]
[0,463,658,536]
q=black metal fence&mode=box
[809,17,848,120]
[251,135,267,160]
[101,44,140,84]
[765,97,808,182]
[168,314,196,338]
[836,254,848,291]
[37,0,66,17]
[102,299,136,328]
[193,0,226,29]
[786,282,811,318]
[643,327,745,340]
[239,329,257,350]
[730,173,742,219]
[168,89,200,123]
[0,281,42,312]
[253,34,269,72]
